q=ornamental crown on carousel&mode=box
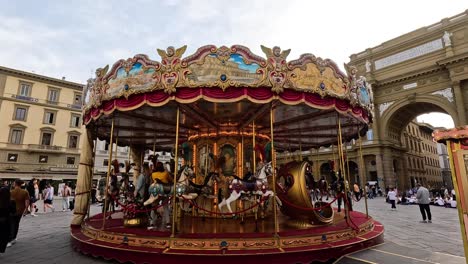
[83,44,373,124]
[72,45,382,264]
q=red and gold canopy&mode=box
[82,45,373,150]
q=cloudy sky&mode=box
[1,0,465,128]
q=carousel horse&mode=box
[143,165,197,206]
[305,170,320,202]
[188,171,220,197]
[318,176,330,201]
[218,162,274,216]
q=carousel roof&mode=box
[83,45,373,150]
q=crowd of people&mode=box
[0,178,74,254]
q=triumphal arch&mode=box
[346,10,468,190]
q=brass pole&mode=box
[171,107,180,237]
[87,133,97,220]
[345,142,351,184]
[241,133,244,177]
[358,132,369,218]
[270,105,279,234]
[299,125,302,161]
[204,144,209,178]
[446,141,468,260]
[252,120,256,172]
[315,147,319,178]
[102,118,114,229]
[338,117,350,221]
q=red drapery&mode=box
[84,87,370,124]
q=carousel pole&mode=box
[102,118,114,229]
[270,104,279,235]
[338,117,350,222]
[171,106,180,237]
[358,132,369,218]
[252,120,256,172]
[86,126,98,220]
[241,133,244,176]
[299,125,302,161]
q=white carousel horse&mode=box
[144,165,198,206]
[218,162,274,216]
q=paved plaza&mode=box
[0,196,465,264]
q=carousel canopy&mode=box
[83,45,373,151]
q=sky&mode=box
[0,0,465,128]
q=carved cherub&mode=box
[157,45,187,69]
[261,45,291,71]
[95,65,109,80]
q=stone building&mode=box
[0,66,84,181]
[278,10,468,191]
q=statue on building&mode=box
[365,60,372,73]
[442,31,452,47]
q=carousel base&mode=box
[71,210,384,264]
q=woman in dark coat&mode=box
[0,186,12,253]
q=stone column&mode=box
[453,81,467,125]
[375,153,385,189]
[372,102,381,142]
[71,128,94,226]
[382,148,395,189]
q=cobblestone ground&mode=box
[0,196,465,263]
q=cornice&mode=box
[0,65,84,90]
[437,52,468,66]
[374,66,444,87]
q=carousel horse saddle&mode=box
[162,184,173,194]
[244,182,256,192]
[233,175,256,184]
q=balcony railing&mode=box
[11,94,39,103]
[27,144,63,152]
[8,93,82,111]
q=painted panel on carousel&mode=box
[107,63,157,97]
[182,46,267,89]
[290,64,347,97]
[220,144,236,176]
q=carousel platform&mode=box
[71,209,384,264]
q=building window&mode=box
[70,114,81,128]
[103,159,109,166]
[74,93,82,105]
[66,157,76,165]
[13,105,28,121]
[18,82,32,96]
[41,132,53,145]
[43,110,57,125]
[7,153,18,162]
[47,88,60,104]
[68,134,79,149]
[9,127,24,144]
[366,129,373,141]
[39,155,48,163]
[104,142,109,151]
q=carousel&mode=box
[70,45,384,263]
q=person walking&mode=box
[0,185,13,253]
[43,183,55,213]
[9,179,29,247]
[26,178,38,216]
[416,183,432,223]
[60,183,71,211]
[387,187,397,210]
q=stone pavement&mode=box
[352,196,465,257]
[0,196,465,264]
